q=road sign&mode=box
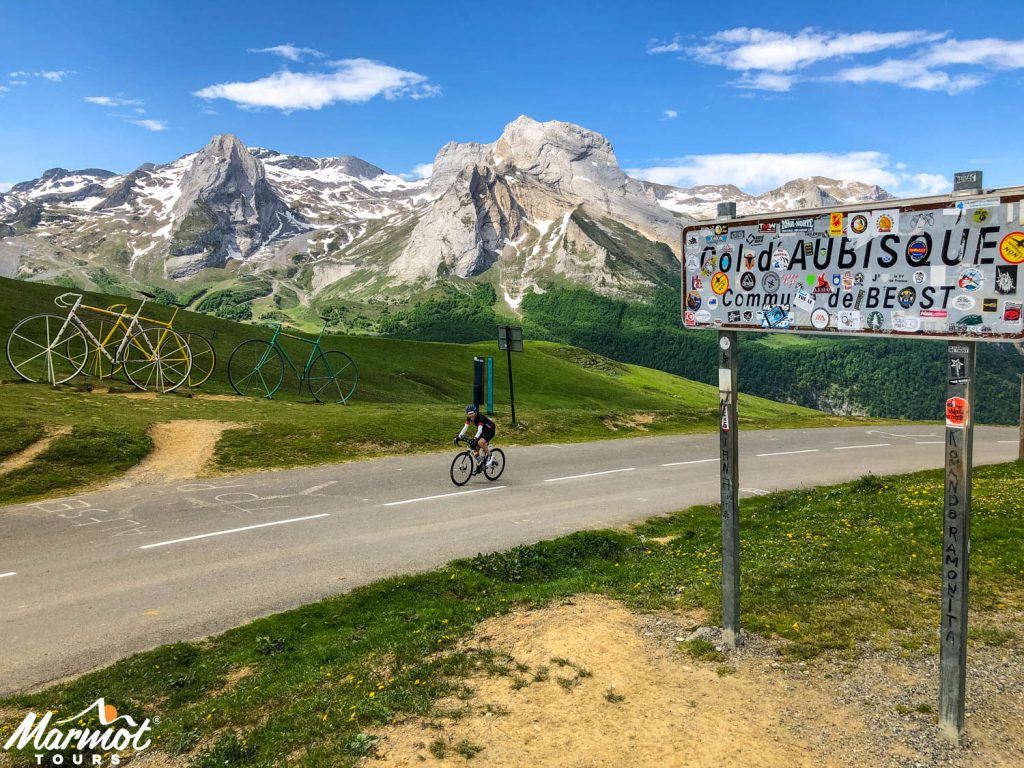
[497,325,524,425]
[498,324,524,352]
[681,187,1024,341]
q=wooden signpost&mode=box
[682,176,1024,742]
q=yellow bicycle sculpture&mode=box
[5,291,206,393]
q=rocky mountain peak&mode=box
[166,134,304,278]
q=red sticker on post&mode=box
[945,397,968,429]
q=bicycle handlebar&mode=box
[54,292,83,308]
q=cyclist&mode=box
[455,404,496,472]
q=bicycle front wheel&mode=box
[484,449,505,481]
[450,451,474,486]
[122,327,193,393]
[228,340,284,398]
[307,350,358,403]
[6,313,88,384]
[184,333,216,387]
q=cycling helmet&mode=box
[466,404,478,413]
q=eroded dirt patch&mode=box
[602,412,657,431]
[0,425,71,475]
[111,420,247,488]
[373,596,1023,767]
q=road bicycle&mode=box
[226,318,358,403]
[76,299,215,388]
[6,292,193,392]
[450,436,505,486]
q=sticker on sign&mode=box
[681,187,1024,341]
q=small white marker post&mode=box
[716,202,741,649]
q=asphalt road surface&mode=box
[0,425,1018,693]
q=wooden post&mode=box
[719,330,740,648]
[939,340,975,742]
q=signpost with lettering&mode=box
[497,325,524,426]
[681,181,1024,742]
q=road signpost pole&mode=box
[487,357,494,416]
[1019,373,1023,461]
[719,330,741,648]
[939,340,975,742]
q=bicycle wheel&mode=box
[228,339,284,398]
[122,326,193,393]
[306,350,358,403]
[76,318,123,379]
[450,451,474,486]
[6,313,88,384]
[184,332,216,387]
[484,448,505,481]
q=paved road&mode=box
[0,425,1017,693]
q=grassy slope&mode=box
[1,462,1020,766]
[0,277,867,505]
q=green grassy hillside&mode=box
[0,277,866,505]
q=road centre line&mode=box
[662,458,718,467]
[545,468,636,483]
[916,441,945,445]
[139,514,331,550]
[833,443,890,450]
[755,449,819,457]
[998,441,1018,444]
[383,486,507,507]
[0,572,16,579]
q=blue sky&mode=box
[2,0,1023,196]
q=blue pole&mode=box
[487,357,494,415]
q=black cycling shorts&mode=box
[480,426,496,442]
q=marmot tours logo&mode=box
[3,698,153,765]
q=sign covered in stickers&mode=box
[681,188,1024,341]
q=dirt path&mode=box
[111,420,247,488]
[0,425,71,475]
[373,596,1024,767]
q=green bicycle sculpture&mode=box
[227,318,358,403]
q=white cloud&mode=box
[647,35,683,54]
[629,151,949,197]
[248,43,326,61]
[691,28,939,72]
[834,59,986,94]
[667,27,1024,94]
[9,80,26,86]
[84,95,144,107]
[401,162,434,180]
[7,69,72,83]
[127,119,168,132]
[0,85,8,93]
[195,58,439,110]
[662,109,678,119]
[0,182,14,193]
[733,72,796,91]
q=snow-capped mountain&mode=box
[0,118,894,309]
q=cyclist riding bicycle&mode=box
[455,404,495,472]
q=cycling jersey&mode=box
[459,412,495,440]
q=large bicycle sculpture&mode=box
[227,318,357,403]
[75,298,215,388]
[6,292,194,393]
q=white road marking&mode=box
[916,441,944,445]
[545,468,635,483]
[299,481,337,495]
[998,440,1018,444]
[0,572,16,579]
[139,514,331,550]
[833,443,890,450]
[662,458,718,467]
[755,449,819,457]
[383,486,507,507]
[866,430,937,439]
